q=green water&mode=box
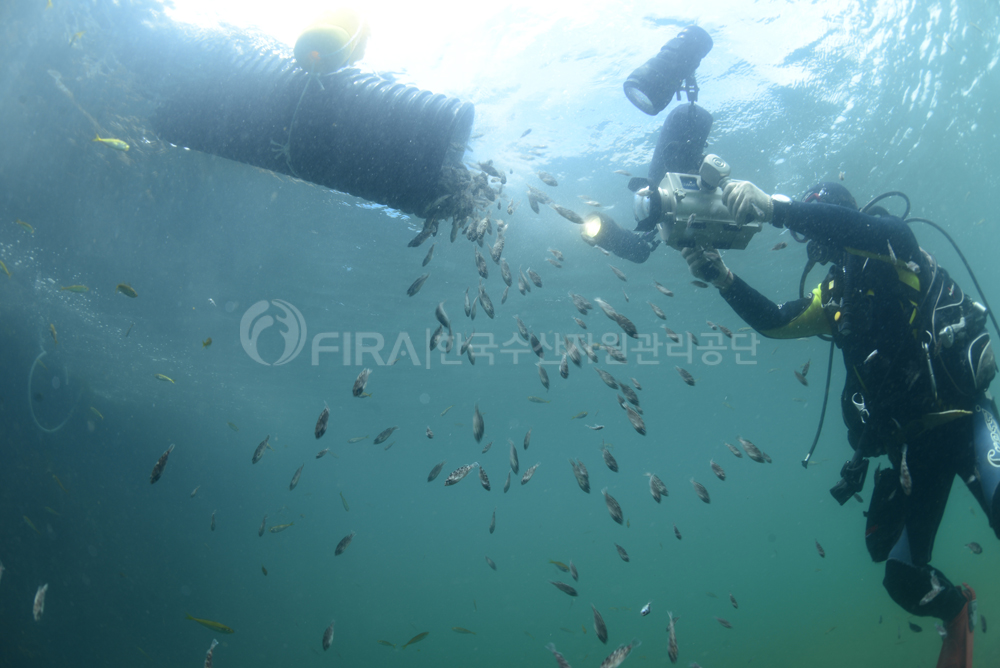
[1,1,999,667]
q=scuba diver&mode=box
[681,179,997,668]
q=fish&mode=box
[691,478,711,504]
[625,405,646,436]
[737,436,767,463]
[676,366,695,386]
[204,638,219,668]
[549,580,578,597]
[373,426,398,445]
[60,284,89,293]
[0,260,9,277]
[500,259,513,287]
[202,337,212,348]
[521,462,540,485]
[407,273,430,296]
[724,442,743,458]
[547,258,562,268]
[347,435,368,444]
[485,556,497,570]
[802,359,812,376]
[154,373,175,383]
[815,540,826,558]
[646,473,668,502]
[474,248,489,280]
[490,236,506,264]
[490,507,496,534]
[227,421,239,431]
[730,592,738,608]
[900,443,913,495]
[586,424,604,431]
[601,446,618,472]
[602,487,624,524]
[334,531,356,556]
[289,464,304,491]
[252,435,269,464]
[662,326,680,344]
[538,363,550,389]
[639,601,652,617]
[570,411,588,420]
[550,203,584,224]
[401,632,429,648]
[33,584,48,621]
[315,407,330,439]
[593,604,609,643]
[771,241,788,251]
[340,491,350,511]
[966,542,983,554]
[427,461,446,483]
[51,474,68,494]
[609,265,627,282]
[316,447,330,459]
[23,515,40,534]
[258,515,266,537]
[538,171,558,186]
[15,219,34,233]
[116,283,138,298]
[570,458,591,493]
[88,406,104,421]
[441,405,454,417]
[149,443,175,484]
[530,332,545,358]
[550,560,570,572]
[715,617,732,628]
[479,465,491,491]
[596,367,619,389]
[478,284,495,319]
[908,621,922,633]
[509,439,520,473]
[444,462,479,486]
[504,471,511,493]
[352,368,372,399]
[667,611,678,662]
[93,133,129,151]
[614,543,630,562]
[269,522,294,533]
[210,510,217,531]
[527,268,543,288]
[674,524,682,540]
[546,643,572,668]
[377,640,396,648]
[569,561,578,581]
[323,620,335,650]
[559,354,569,379]
[619,383,640,406]
[185,613,234,634]
[472,403,485,442]
[569,292,592,315]
[710,459,726,481]
[523,428,533,451]
[452,626,477,635]
[718,324,733,338]
[794,370,808,386]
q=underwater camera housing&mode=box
[631,154,762,250]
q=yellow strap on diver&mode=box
[761,285,832,339]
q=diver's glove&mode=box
[723,180,773,226]
[682,246,733,290]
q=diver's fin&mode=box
[936,583,975,668]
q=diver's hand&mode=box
[682,246,734,290]
[723,180,773,226]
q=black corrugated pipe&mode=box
[126,21,475,220]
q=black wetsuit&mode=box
[719,200,998,623]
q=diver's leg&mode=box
[881,434,967,620]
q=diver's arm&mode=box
[773,201,920,261]
[720,275,829,338]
